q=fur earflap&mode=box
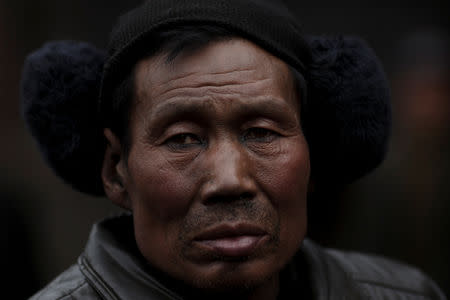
[21,41,107,195]
[305,36,391,184]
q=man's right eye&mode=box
[164,133,203,150]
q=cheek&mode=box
[255,138,310,244]
[127,149,201,271]
[127,150,198,221]
[255,138,310,207]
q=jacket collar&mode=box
[79,214,363,299]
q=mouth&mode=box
[192,223,269,259]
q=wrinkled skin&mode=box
[102,38,310,299]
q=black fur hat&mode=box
[21,0,391,196]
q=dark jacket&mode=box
[30,215,447,300]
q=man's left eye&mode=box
[242,128,279,143]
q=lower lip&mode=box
[194,235,268,258]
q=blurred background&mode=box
[1,0,448,298]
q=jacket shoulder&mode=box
[29,264,101,300]
[326,248,447,299]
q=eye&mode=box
[165,133,203,150]
[242,127,279,143]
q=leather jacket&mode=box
[30,215,447,299]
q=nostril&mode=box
[239,192,254,201]
[205,191,255,205]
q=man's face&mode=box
[121,38,310,291]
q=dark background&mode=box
[1,0,449,298]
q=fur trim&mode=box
[305,36,391,183]
[21,41,107,195]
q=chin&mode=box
[181,257,281,294]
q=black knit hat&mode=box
[100,0,311,108]
[21,0,391,196]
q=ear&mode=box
[102,128,131,210]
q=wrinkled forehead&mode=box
[135,37,292,92]
[133,38,297,105]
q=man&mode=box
[21,0,446,299]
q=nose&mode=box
[199,139,257,204]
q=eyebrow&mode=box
[147,97,300,129]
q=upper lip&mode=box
[193,223,267,241]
